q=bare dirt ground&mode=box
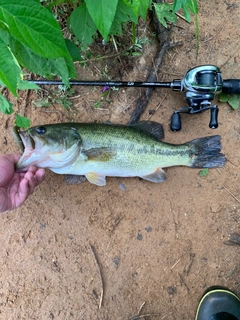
[0,1,240,319]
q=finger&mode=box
[35,169,45,185]
[14,170,45,210]
[27,166,39,174]
[16,177,33,207]
[22,172,37,195]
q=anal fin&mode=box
[140,167,167,183]
[86,172,106,186]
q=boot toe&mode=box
[196,287,240,320]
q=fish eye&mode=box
[36,126,47,135]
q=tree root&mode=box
[128,0,181,125]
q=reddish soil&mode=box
[0,1,239,319]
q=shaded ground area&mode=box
[0,1,240,319]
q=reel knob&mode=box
[170,112,181,131]
[209,105,219,129]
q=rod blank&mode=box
[31,79,174,88]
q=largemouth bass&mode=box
[13,121,226,186]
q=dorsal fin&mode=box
[129,121,164,140]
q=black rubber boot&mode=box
[195,287,240,320]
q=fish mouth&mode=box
[19,131,36,151]
[13,126,36,153]
[13,127,41,172]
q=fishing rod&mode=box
[31,65,240,131]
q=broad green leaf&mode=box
[46,0,68,5]
[154,3,177,28]
[17,80,40,90]
[0,38,21,95]
[218,93,240,110]
[122,0,151,20]
[85,0,118,39]
[0,92,14,114]
[10,38,56,78]
[173,0,186,12]
[50,57,76,87]
[227,94,240,110]
[110,0,139,35]
[218,92,229,103]
[65,39,82,61]
[9,37,76,85]
[122,0,140,18]
[70,4,97,49]
[138,0,151,20]
[0,21,10,43]
[15,113,30,129]
[0,0,70,59]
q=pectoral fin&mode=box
[84,147,115,162]
[140,168,167,183]
[86,172,106,186]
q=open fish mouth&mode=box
[20,131,36,151]
[13,126,44,172]
[12,126,35,153]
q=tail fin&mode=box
[186,135,227,168]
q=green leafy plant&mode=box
[154,2,177,28]
[218,92,240,110]
[0,0,200,128]
[69,0,199,49]
[14,114,31,129]
[0,0,76,125]
[33,86,75,110]
[125,36,152,56]
[199,168,209,177]
[69,0,152,49]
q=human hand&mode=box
[0,154,45,212]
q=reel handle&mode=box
[209,106,218,129]
[170,112,181,131]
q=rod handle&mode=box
[222,79,240,94]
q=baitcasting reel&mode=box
[169,65,240,131]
